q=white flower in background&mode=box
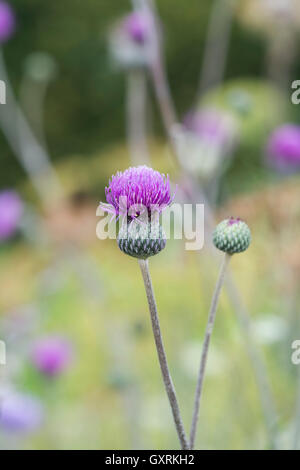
[172,108,237,182]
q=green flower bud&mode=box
[213,217,251,254]
[117,220,166,260]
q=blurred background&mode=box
[0,0,300,450]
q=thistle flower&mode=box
[102,166,173,219]
[213,217,251,254]
[0,190,23,241]
[267,124,300,172]
[0,391,43,433]
[108,11,154,70]
[100,166,173,259]
[174,108,237,181]
[100,167,188,448]
[124,11,151,44]
[31,336,73,378]
[0,1,15,43]
[183,108,235,147]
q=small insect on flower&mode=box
[213,217,251,254]
[100,166,175,259]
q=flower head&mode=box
[174,108,237,180]
[213,218,251,254]
[0,1,15,43]
[267,124,300,172]
[0,190,23,241]
[100,166,173,259]
[31,336,73,378]
[108,11,154,70]
[183,108,235,148]
[101,166,174,220]
[0,392,43,433]
[124,11,151,44]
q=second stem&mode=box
[190,253,231,449]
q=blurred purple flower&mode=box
[31,336,73,378]
[0,1,15,43]
[267,124,300,172]
[100,166,174,219]
[0,392,43,433]
[123,11,151,44]
[183,108,235,148]
[0,190,23,241]
[108,11,155,70]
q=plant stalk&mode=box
[138,258,189,450]
[126,69,150,166]
[190,253,230,449]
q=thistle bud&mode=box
[118,220,166,260]
[213,217,251,254]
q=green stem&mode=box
[138,259,189,449]
[190,253,230,449]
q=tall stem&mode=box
[190,253,230,449]
[126,69,150,166]
[197,0,234,97]
[138,259,189,449]
[266,26,296,94]
[0,49,63,206]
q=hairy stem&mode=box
[138,259,189,449]
[190,253,230,449]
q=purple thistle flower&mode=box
[183,108,235,148]
[100,166,174,220]
[0,1,16,43]
[0,392,43,433]
[267,124,300,172]
[31,336,73,378]
[0,190,23,241]
[123,11,151,44]
[108,10,155,70]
